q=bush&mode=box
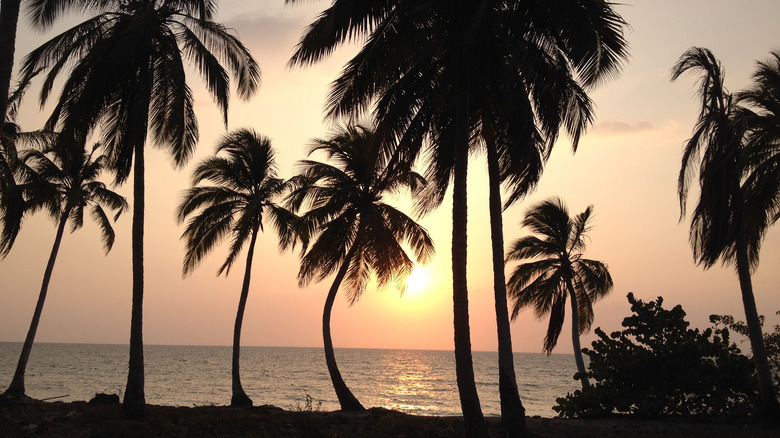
[710,311,780,391]
[554,293,756,418]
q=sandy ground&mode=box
[1,398,778,438]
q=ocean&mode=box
[0,343,580,417]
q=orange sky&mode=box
[1,1,780,355]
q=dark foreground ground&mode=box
[1,398,778,438]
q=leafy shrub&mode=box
[710,311,780,391]
[554,293,756,418]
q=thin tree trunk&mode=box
[323,249,365,411]
[452,76,490,437]
[4,210,69,397]
[0,0,21,133]
[122,141,145,419]
[231,228,258,407]
[486,142,526,437]
[735,226,780,421]
[565,279,590,390]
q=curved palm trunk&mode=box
[230,228,258,407]
[122,140,146,419]
[452,76,490,437]
[0,0,20,132]
[4,210,69,397]
[564,278,590,390]
[486,142,526,437]
[323,250,365,411]
[735,227,780,420]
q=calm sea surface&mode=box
[0,343,580,417]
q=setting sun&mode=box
[405,266,430,294]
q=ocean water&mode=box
[0,343,580,417]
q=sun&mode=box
[405,265,430,294]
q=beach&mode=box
[1,398,777,438]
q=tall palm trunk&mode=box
[231,227,258,407]
[122,137,146,419]
[4,209,69,397]
[565,278,590,390]
[486,142,526,437]
[323,249,365,411]
[0,0,20,132]
[735,225,780,419]
[452,74,490,437]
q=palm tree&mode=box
[505,197,612,390]
[287,2,627,435]
[672,47,780,420]
[3,139,127,398]
[176,129,297,407]
[286,124,434,412]
[20,0,260,418]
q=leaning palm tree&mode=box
[672,47,780,419]
[3,139,127,398]
[287,2,628,435]
[176,129,297,407]
[505,198,612,390]
[21,0,260,418]
[286,124,434,412]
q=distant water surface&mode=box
[0,343,580,417]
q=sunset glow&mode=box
[1,2,779,355]
[405,266,430,295]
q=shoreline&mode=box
[1,398,777,437]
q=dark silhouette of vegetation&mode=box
[672,47,780,420]
[555,293,756,418]
[711,311,780,391]
[286,124,434,412]
[287,2,628,435]
[0,0,21,133]
[0,0,22,254]
[0,81,40,257]
[4,141,127,398]
[177,129,297,407]
[738,51,780,252]
[20,0,260,418]
[506,198,613,390]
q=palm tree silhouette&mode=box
[672,47,780,420]
[505,198,612,390]
[287,2,627,435]
[3,139,127,398]
[20,0,260,418]
[286,124,434,412]
[177,129,297,407]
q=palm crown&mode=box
[287,123,433,303]
[506,197,613,354]
[177,128,297,276]
[21,0,260,180]
[20,142,127,249]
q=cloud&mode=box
[592,120,655,135]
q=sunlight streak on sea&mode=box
[0,343,581,417]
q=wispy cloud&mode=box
[592,120,655,135]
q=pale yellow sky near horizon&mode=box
[1,1,780,357]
